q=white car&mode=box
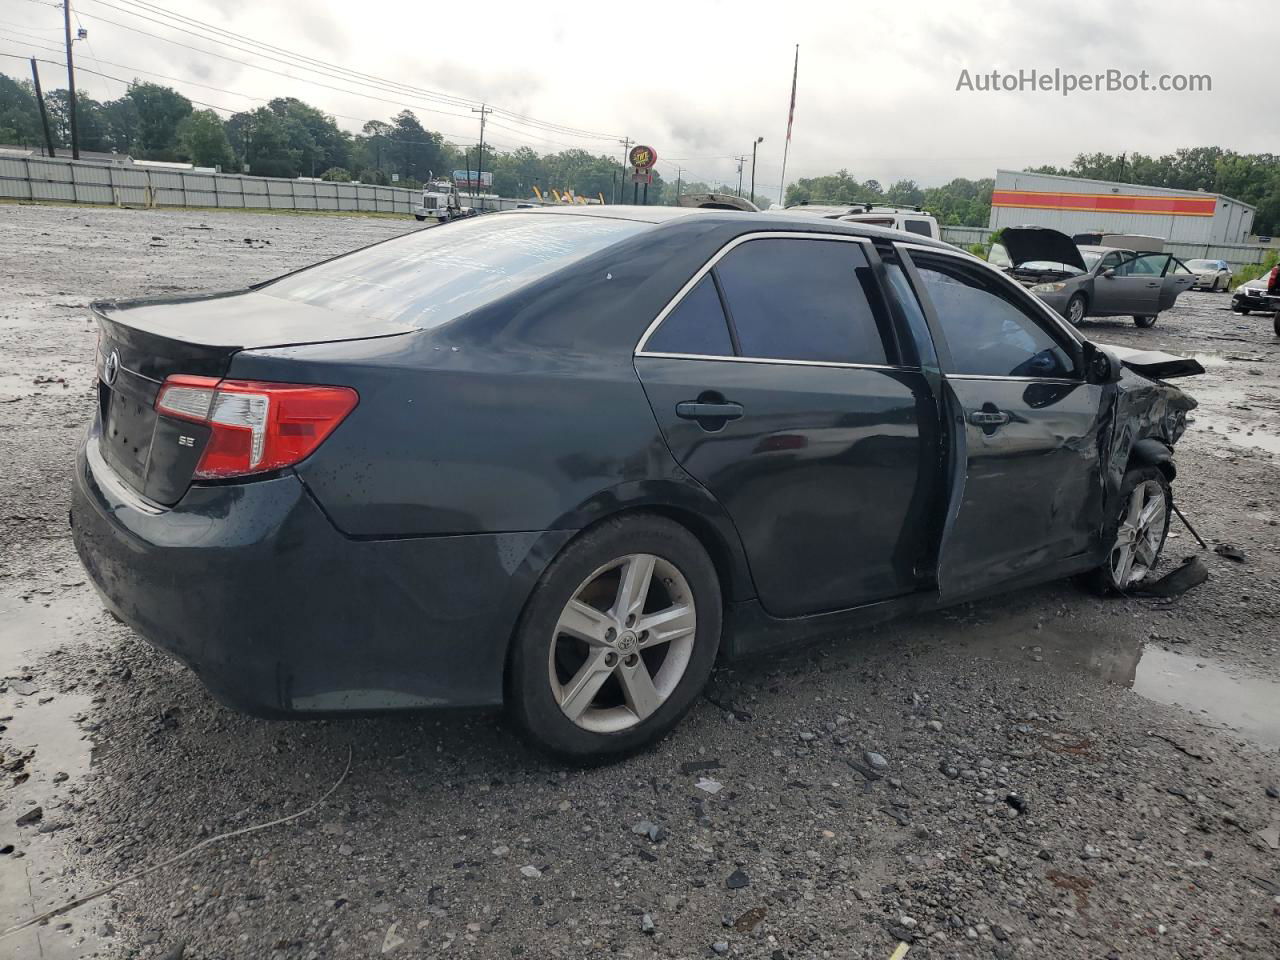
[1186,258,1232,292]
[773,202,940,239]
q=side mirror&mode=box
[1102,268,1116,278]
[1083,341,1123,385]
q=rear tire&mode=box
[414,214,427,222]
[1234,306,1249,314]
[1087,465,1171,595]
[1133,314,1158,328]
[1274,313,1280,337]
[506,514,722,762]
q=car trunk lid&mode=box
[93,290,415,505]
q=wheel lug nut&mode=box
[624,653,638,667]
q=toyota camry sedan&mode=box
[71,208,1201,760]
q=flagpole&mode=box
[778,44,798,207]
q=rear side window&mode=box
[261,214,646,329]
[903,219,933,236]
[645,275,733,356]
[714,238,890,365]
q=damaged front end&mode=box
[1090,342,1201,489]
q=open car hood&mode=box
[1000,226,1087,271]
[1095,343,1205,379]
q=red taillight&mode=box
[155,375,358,479]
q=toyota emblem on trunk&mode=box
[104,349,120,386]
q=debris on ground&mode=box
[1134,556,1209,597]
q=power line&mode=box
[78,0,623,142]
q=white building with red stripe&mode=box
[989,169,1255,245]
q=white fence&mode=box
[939,224,1272,268]
[0,154,419,215]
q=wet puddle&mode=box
[965,617,1280,748]
[1180,353,1280,457]
[0,582,108,677]
[1,583,111,956]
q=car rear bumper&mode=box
[70,426,572,716]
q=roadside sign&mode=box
[632,170,653,184]
[629,145,657,170]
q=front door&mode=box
[635,235,939,618]
[902,248,1107,599]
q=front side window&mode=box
[913,256,1075,379]
[714,238,891,365]
[644,275,734,356]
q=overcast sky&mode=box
[3,0,1277,201]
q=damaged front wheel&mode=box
[1089,466,1172,594]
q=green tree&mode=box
[320,166,351,181]
[126,82,192,157]
[0,74,42,147]
[226,107,293,177]
[176,109,234,169]
[44,89,113,152]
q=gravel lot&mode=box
[1,203,1278,960]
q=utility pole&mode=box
[29,59,57,158]
[674,165,682,202]
[750,136,763,206]
[63,0,79,159]
[617,137,631,204]
[734,156,748,197]
[472,104,491,211]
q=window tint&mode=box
[1117,253,1170,277]
[714,238,889,365]
[263,214,645,329]
[915,257,1075,379]
[645,275,734,356]
[903,219,933,236]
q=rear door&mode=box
[1112,253,1165,316]
[901,247,1106,599]
[1160,256,1196,309]
[635,234,939,618]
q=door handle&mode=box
[1146,282,1160,287]
[968,409,1011,427]
[676,400,744,422]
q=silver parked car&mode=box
[1186,258,1232,291]
[993,226,1196,329]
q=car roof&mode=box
[493,205,958,249]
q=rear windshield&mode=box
[261,214,646,328]
[1187,259,1218,269]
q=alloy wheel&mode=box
[1108,479,1167,588]
[1068,296,1085,325]
[548,554,696,733]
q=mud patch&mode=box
[964,615,1280,749]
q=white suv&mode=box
[773,202,940,239]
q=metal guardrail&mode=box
[939,224,1271,268]
[0,155,419,215]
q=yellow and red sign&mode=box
[991,189,1216,217]
[629,145,657,170]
